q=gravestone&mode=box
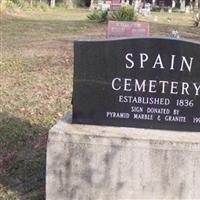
[73,37,200,132]
[110,0,121,10]
[180,0,186,11]
[47,114,200,200]
[107,21,149,38]
[159,0,165,7]
[143,3,151,15]
[46,37,200,200]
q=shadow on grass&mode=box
[0,113,48,200]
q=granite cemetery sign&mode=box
[72,38,200,132]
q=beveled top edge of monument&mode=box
[74,36,200,45]
[50,113,200,146]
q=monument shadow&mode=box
[0,112,48,200]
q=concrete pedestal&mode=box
[46,113,200,200]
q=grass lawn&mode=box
[0,8,200,200]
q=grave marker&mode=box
[110,0,121,10]
[107,21,149,38]
[73,37,200,132]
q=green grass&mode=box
[0,9,200,200]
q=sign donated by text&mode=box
[73,38,200,131]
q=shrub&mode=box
[0,0,18,12]
[13,0,32,11]
[194,13,200,27]
[34,2,49,11]
[0,0,32,12]
[109,5,137,21]
[87,9,108,23]
[55,2,69,9]
[151,6,161,12]
[0,0,50,12]
[0,1,6,12]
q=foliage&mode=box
[109,5,137,21]
[151,6,161,12]
[33,2,50,11]
[12,0,31,11]
[87,9,108,23]
[163,7,170,12]
[74,0,91,7]
[0,1,7,12]
[0,0,19,12]
[194,13,200,27]
[55,2,69,10]
[0,0,51,12]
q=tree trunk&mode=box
[50,0,55,8]
[172,0,176,8]
[90,0,95,9]
[180,0,186,10]
[65,0,73,8]
[194,0,199,9]
[152,0,156,6]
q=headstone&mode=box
[194,0,198,10]
[134,0,140,11]
[110,3,121,10]
[168,8,172,13]
[172,0,176,8]
[107,21,149,38]
[185,6,190,13]
[140,7,151,16]
[110,0,121,10]
[154,16,158,21]
[73,38,200,132]
[196,13,200,27]
[98,2,110,10]
[169,29,180,38]
[158,0,165,7]
[180,0,186,11]
[144,3,151,13]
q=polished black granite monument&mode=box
[72,37,200,131]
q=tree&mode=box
[29,0,33,6]
[90,0,94,9]
[66,0,73,7]
[50,0,55,7]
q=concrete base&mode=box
[46,113,200,200]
